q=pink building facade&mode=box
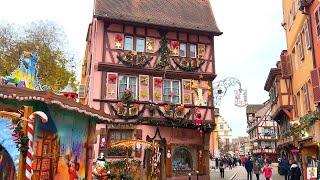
[81,0,222,179]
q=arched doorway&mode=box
[0,145,16,179]
[172,146,193,176]
[0,117,20,180]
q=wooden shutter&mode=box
[182,79,192,104]
[106,72,118,99]
[139,75,150,101]
[310,68,320,103]
[280,51,292,78]
[153,77,163,103]
[165,144,172,177]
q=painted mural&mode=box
[0,117,20,172]
[32,105,89,180]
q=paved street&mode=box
[210,165,282,180]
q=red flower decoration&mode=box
[108,74,117,83]
[115,34,123,42]
[171,41,179,49]
[155,78,162,88]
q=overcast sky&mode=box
[0,0,286,137]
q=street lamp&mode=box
[188,172,192,180]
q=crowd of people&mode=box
[214,155,302,180]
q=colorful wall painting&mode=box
[0,117,20,172]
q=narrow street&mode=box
[210,164,282,180]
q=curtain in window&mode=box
[163,80,171,102]
[119,76,127,99]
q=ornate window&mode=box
[163,79,180,104]
[172,147,193,175]
[118,75,138,99]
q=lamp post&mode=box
[188,172,192,180]
[196,170,199,180]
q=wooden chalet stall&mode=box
[80,0,222,179]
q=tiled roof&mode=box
[94,0,222,35]
[246,104,264,114]
[0,86,112,121]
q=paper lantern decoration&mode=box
[170,41,179,56]
[146,37,154,52]
[114,34,123,49]
[198,44,205,58]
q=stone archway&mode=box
[0,117,20,175]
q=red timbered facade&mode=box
[80,0,222,179]
[246,102,278,161]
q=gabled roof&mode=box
[0,86,112,121]
[246,104,264,114]
[94,0,222,35]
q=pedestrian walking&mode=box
[245,157,253,180]
[289,161,301,180]
[279,156,290,180]
[262,163,273,180]
[253,160,262,180]
[219,159,225,178]
[215,158,219,169]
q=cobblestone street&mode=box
[210,165,282,180]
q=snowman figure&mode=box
[93,153,108,180]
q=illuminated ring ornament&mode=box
[212,77,248,107]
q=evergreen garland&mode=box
[155,37,174,70]
[11,118,29,155]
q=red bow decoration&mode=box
[171,41,179,49]
[115,34,123,42]
[108,74,117,83]
[155,78,162,88]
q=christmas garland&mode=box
[117,51,153,68]
[172,57,206,72]
[155,37,174,70]
[11,118,29,155]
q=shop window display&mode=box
[172,147,193,176]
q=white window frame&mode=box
[118,75,138,99]
[304,19,312,50]
[296,34,304,61]
[189,44,197,58]
[136,37,145,52]
[124,36,133,51]
[315,5,320,39]
[163,79,181,104]
[179,43,186,57]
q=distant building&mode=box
[215,115,232,155]
[246,101,278,162]
[232,136,250,157]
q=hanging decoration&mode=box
[155,36,174,70]
[198,44,206,58]
[146,37,154,53]
[172,57,205,72]
[191,79,211,106]
[195,109,202,126]
[108,74,117,84]
[170,41,179,56]
[10,118,29,155]
[114,34,124,49]
[117,51,153,68]
[150,141,161,178]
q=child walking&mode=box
[262,163,273,180]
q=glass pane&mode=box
[190,44,197,58]
[164,95,170,102]
[172,96,179,104]
[124,36,133,51]
[128,77,137,98]
[179,43,186,57]
[136,38,145,52]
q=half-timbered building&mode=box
[80,0,222,179]
[246,102,278,162]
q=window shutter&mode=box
[165,144,172,177]
[310,68,320,103]
[280,51,292,78]
[153,77,163,102]
[106,72,118,99]
[139,75,150,101]
[305,19,312,50]
[182,79,192,104]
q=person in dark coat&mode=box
[215,158,219,169]
[279,156,290,180]
[244,157,254,180]
[289,161,301,180]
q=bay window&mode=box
[118,75,138,99]
[163,79,180,104]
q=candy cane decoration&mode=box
[25,111,48,180]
